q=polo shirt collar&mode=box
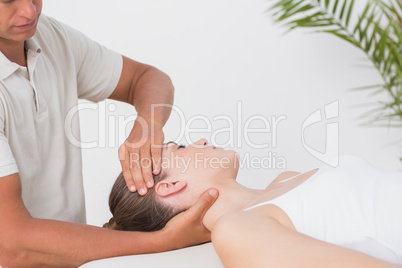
[0,37,42,80]
[0,51,19,80]
[25,37,42,54]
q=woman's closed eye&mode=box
[178,144,186,149]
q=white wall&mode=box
[43,0,402,226]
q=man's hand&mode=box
[118,116,164,195]
[162,188,219,249]
[110,57,174,194]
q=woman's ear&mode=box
[155,180,187,197]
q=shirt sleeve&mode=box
[46,17,123,103]
[0,93,18,177]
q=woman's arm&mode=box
[211,210,400,268]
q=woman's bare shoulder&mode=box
[212,204,293,235]
[211,209,276,240]
[211,209,289,267]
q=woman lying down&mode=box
[104,139,402,267]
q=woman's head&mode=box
[104,138,239,232]
[103,171,184,231]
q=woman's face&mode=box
[155,138,239,208]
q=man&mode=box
[0,0,218,267]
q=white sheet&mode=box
[80,242,224,268]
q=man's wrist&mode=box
[129,114,163,135]
[138,112,165,128]
[151,228,179,252]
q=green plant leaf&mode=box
[322,29,357,46]
[339,0,349,20]
[277,1,311,21]
[374,21,390,61]
[286,11,325,26]
[382,44,394,75]
[269,0,402,126]
[278,1,314,21]
[346,0,355,25]
[365,21,377,52]
[333,0,340,14]
[353,3,372,34]
[359,10,376,43]
[349,84,384,91]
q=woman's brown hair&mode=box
[103,172,183,232]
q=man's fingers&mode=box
[128,148,148,196]
[151,132,164,175]
[140,145,154,189]
[118,145,136,192]
[120,121,165,195]
[187,188,219,221]
[151,146,162,175]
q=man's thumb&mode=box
[188,188,219,220]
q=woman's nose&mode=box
[18,0,36,20]
[193,138,208,147]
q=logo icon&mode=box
[302,100,339,167]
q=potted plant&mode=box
[269,0,402,127]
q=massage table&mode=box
[80,242,224,267]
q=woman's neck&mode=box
[202,179,266,230]
[202,168,320,230]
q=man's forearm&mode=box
[131,65,174,126]
[3,217,171,268]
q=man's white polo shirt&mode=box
[0,15,122,223]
